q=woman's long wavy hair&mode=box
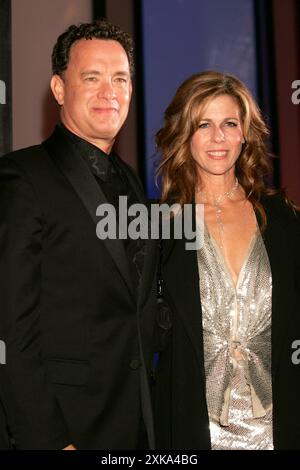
[156,71,277,229]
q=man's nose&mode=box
[97,80,116,99]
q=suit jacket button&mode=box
[130,359,141,370]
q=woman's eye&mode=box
[225,121,238,127]
[199,122,209,129]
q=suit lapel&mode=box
[138,235,157,310]
[115,154,146,203]
[114,156,157,309]
[42,127,134,295]
[163,236,206,383]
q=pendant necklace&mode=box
[197,178,239,249]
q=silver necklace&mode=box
[197,178,239,249]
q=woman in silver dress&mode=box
[154,71,300,450]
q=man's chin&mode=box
[92,126,121,141]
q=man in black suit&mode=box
[0,19,156,450]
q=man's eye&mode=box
[115,77,127,84]
[85,77,97,82]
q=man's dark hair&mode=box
[52,18,134,77]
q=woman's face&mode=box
[190,94,244,179]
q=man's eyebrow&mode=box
[80,70,130,77]
[81,70,101,77]
[113,71,130,76]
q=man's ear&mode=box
[50,75,65,105]
[128,80,133,105]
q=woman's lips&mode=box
[207,150,228,159]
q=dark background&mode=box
[0,0,299,202]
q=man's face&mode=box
[51,38,132,153]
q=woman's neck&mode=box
[196,173,239,202]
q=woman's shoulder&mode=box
[261,192,300,229]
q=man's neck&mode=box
[60,122,114,155]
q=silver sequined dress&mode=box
[197,225,273,450]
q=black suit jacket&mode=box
[0,127,157,449]
[155,195,300,449]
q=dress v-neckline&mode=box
[204,223,259,290]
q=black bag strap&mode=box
[156,239,164,299]
[156,239,172,333]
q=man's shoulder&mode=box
[1,143,46,166]
[0,127,66,177]
[0,145,51,183]
[0,146,47,203]
[0,126,65,170]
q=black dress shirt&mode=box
[58,124,145,294]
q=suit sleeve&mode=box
[0,157,70,449]
[289,205,300,295]
[296,210,300,295]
